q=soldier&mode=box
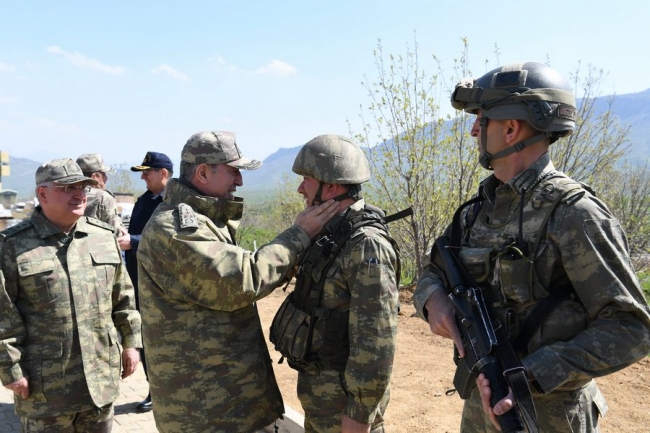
[413,62,650,432]
[137,130,340,433]
[270,135,401,433]
[118,151,174,413]
[76,152,127,236]
[0,158,142,432]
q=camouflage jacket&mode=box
[137,178,311,433]
[296,199,400,424]
[414,153,650,394]
[0,207,142,417]
[84,187,125,234]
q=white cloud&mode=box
[0,62,16,72]
[207,56,238,72]
[46,46,126,75]
[254,59,297,77]
[150,64,190,82]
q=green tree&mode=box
[550,63,631,193]
[352,38,482,283]
[265,173,304,234]
[108,163,139,195]
[351,40,646,284]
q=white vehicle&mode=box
[118,202,135,229]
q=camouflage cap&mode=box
[181,131,262,170]
[76,153,116,174]
[36,158,99,185]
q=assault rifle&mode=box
[434,236,537,433]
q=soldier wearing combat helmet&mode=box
[271,134,401,433]
[136,130,339,433]
[414,62,650,432]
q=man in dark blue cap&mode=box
[118,151,173,413]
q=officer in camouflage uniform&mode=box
[270,135,400,433]
[413,62,650,432]
[0,158,142,432]
[137,131,340,433]
[76,153,127,236]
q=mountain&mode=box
[4,88,650,200]
[592,88,650,161]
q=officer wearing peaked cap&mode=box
[136,130,340,433]
[0,158,142,432]
[118,150,174,413]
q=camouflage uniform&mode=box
[84,187,125,234]
[0,208,142,420]
[414,154,650,432]
[76,153,125,235]
[292,199,400,433]
[137,178,310,433]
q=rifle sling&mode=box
[494,322,539,433]
[383,206,414,223]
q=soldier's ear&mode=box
[36,185,49,203]
[195,164,210,185]
[504,119,524,144]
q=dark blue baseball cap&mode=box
[131,151,174,171]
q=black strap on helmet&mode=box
[478,116,548,170]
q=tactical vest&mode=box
[270,204,401,373]
[454,171,589,352]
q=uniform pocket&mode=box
[458,247,493,283]
[108,329,122,384]
[24,342,64,402]
[493,255,532,304]
[17,256,61,301]
[270,294,313,362]
[90,250,121,290]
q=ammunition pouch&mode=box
[270,292,349,373]
[270,293,313,364]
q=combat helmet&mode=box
[451,62,577,169]
[292,134,370,203]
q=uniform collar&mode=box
[164,178,243,223]
[30,206,90,239]
[483,153,556,198]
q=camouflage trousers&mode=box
[20,404,113,433]
[297,370,387,433]
[459,380,607,433]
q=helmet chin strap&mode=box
[310,182,361,206]
[310,182,325,206]
[478,116,547,170]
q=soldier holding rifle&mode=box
[414,62,650,432]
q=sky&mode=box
[0,0,648,169]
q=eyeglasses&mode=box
[44,185,92,194]
[142,168,161,174]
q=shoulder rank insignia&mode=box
[1,220,33,240]
[178,203,199,230]
[85,216,115,231]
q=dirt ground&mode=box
[257,284,650,433]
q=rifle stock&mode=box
[435,236,526,433]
